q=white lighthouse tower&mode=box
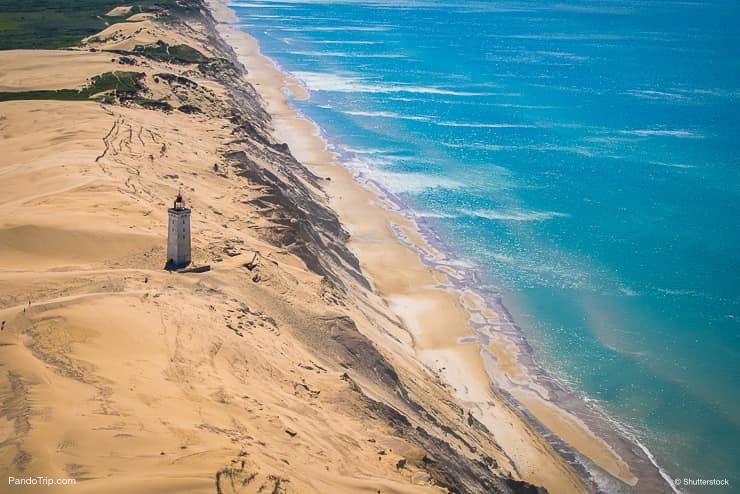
[167,191,191,268]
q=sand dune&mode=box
[0,85,455,494]
[0,51,117,92]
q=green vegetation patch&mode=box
[0,71,144,102]
[132,41,208,64]
[133,97,173,111]
[0,0,202,50]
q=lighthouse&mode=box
[167,191,191,268]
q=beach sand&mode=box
[0,1,667,492]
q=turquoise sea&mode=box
[230,0,739,491]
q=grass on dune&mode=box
[131,40,208,64]
[0,71,144,102]
[0,0,201,50]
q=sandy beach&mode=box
[0,1,671,492]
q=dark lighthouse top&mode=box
[173,192,185,211]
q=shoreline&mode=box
[205,1,676,492]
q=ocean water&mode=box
[230,0,739,490]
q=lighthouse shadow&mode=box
[164,260,210,273]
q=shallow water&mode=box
[231,0,740,490]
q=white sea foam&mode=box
[634,439,682,494]
[278,25,394,32]
[620,129,703,139]
[344,155,395,169]
[682,87,740,99]
[231,2,295,8]
[442,142,509,151]
[291,71,497,96]
[489,252,516,263]
[656,288,698,296]
[543,3,633,15]
[627,87,740,102]
[342,146,394,155]
[289,50,404,59]
[535,50,590,62]
[343,110,433,122]
[584,136,641,144]
[442,142,594,156]
[386,93,523,104]
[651,161,696,169]
[529,82,602,94]
[624,89,688,102]
[437,121,536,128]
[491,103,559,109]
[310,40,383,45]
[533,144,594,156]
[619,287,640,297]
[414,210,459,219]
[370,171,464,194]
[488,33,626,41]
[461,208,568,221]
[343,153,462,193]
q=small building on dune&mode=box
[166,191,191,269]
